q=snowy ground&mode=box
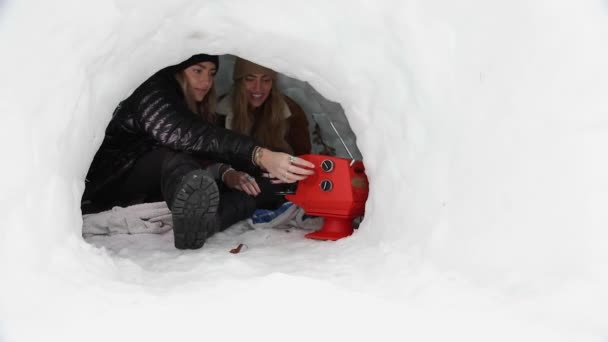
[80,222,593,342]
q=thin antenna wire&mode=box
[329,120,356,166]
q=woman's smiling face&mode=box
[243,73,273,108]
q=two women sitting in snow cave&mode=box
[82,54,313,250]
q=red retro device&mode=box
[286,154,369,240]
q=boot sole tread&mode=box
[171,170,219,249]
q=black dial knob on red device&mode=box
[320,179,333,192]
[321,159,334,172]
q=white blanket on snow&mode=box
[82,201,323,237]
[82,202,173,237]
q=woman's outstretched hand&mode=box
[223,170,261,196]
[257,148,314,183]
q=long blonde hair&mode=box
[231,79,291,153]
[175,72,217,124]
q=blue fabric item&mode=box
[251,202,294,224]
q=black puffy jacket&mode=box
[83,66,258,208]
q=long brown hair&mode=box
[175,72,217,124]
[231,79,291,153]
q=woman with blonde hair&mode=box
[214,57,312,209]
[218,57,311,155]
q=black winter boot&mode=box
[161,154,220,250]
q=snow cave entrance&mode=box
[83,54,367,253]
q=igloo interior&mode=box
[1,0,607,341]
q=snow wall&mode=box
[1,0,607,340]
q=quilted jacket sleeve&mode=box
[133,73,258,172]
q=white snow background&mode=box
[1,0,607,341]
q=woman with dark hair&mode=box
[82,54,314,250]
[214,57,312,210]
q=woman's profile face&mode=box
[244,73,273,109]
[182,62,217,102]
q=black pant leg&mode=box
[254,177,288,210]
[115,148,175,207]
